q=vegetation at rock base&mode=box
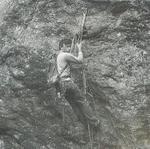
[0,0,150,148]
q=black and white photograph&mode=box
[0,0,150,149]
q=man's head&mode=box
[59,38,72,52]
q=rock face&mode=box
[0,0,150,149]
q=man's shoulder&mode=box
[58,52,72,58]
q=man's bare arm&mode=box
[65,42,83,63]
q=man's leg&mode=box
[63,81,87,125]
[64,81,99,127]
[75,89,99,127]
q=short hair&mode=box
[59,38,72,50]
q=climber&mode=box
[56,37,99,128]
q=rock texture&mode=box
[0,0,150,149]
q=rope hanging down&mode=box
[70,9,88,96]
[80,9,88,96]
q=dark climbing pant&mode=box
[60,79,98,128]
